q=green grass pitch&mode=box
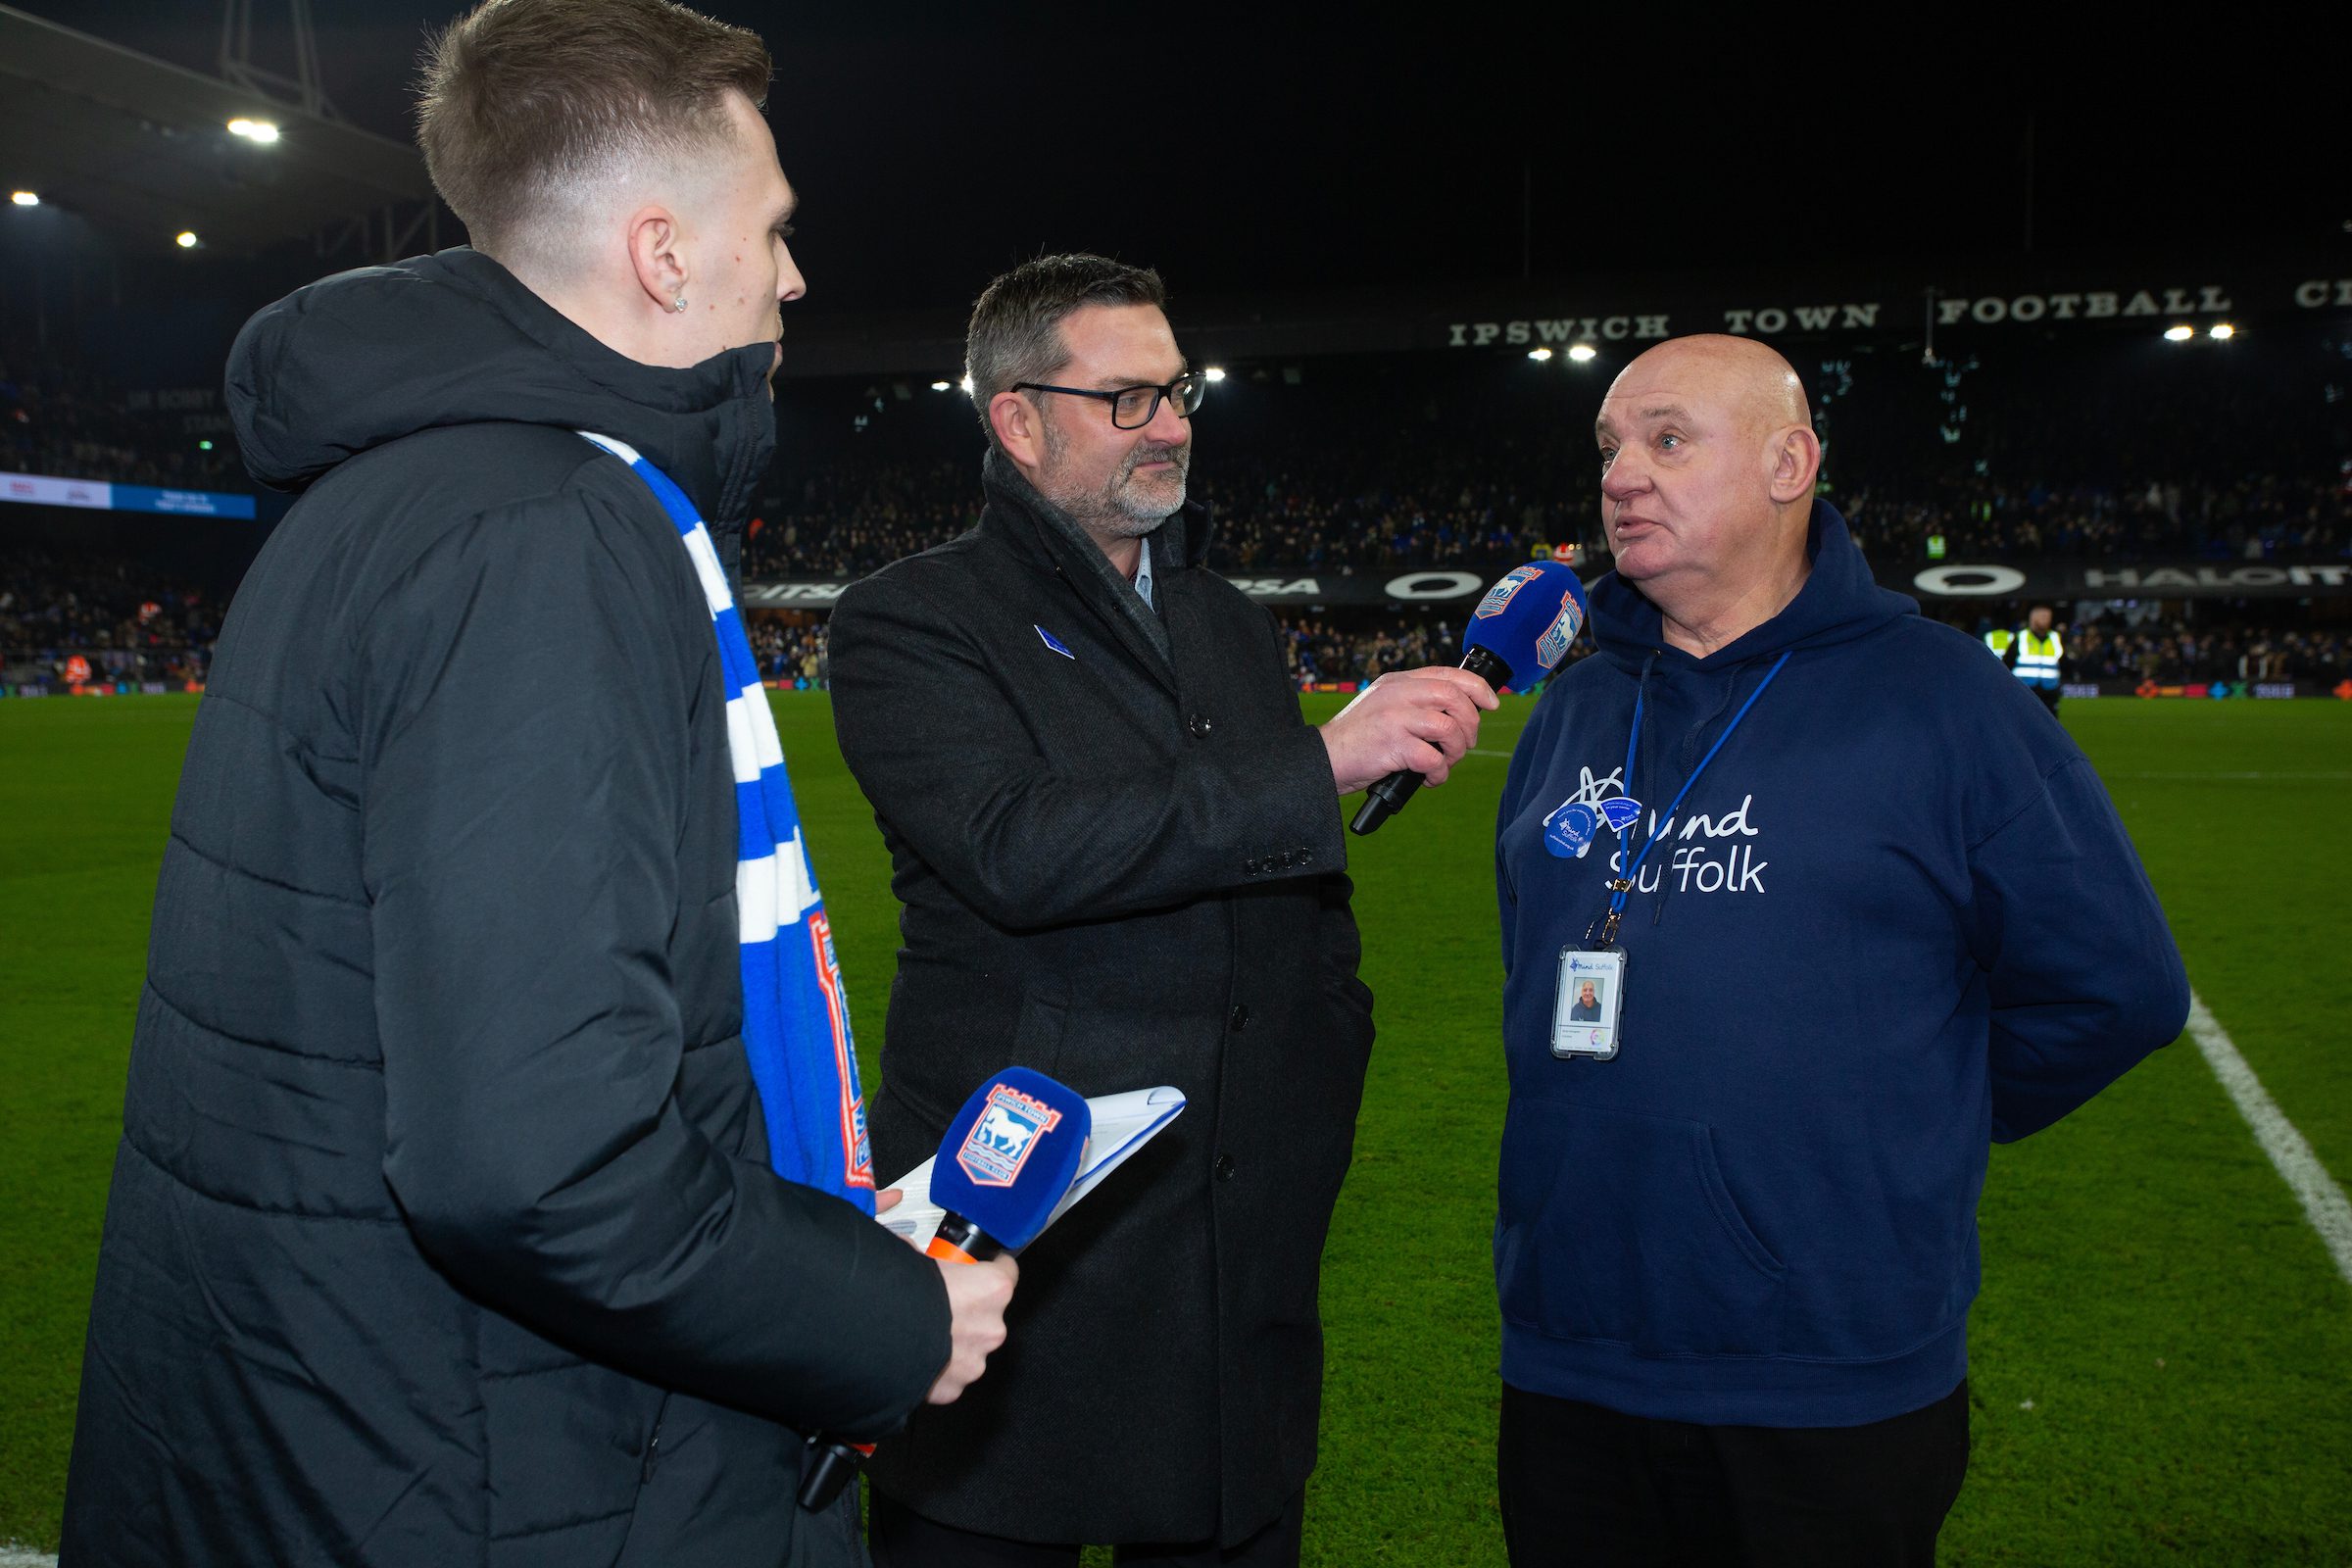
[3,693,2348,1563]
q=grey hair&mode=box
[964,254,1168,448]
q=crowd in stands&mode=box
[749,615,829,686]
[1,338,240,491]
[1193,442,1591,573]
[1280,614,1450,686]
[746,459,977,579]
[738,446,1595,582]
[6,537,2341,694]
[9,329,2351,694]
[0,547,221,685]
[12,328,2345,580]
[739,456,2348,583]
[1840,472,2351,566]
[735,610,1603,694]
[741,606,2345,694]
[2060,610,2349,686]
[1935,605,2351,686]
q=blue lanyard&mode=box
[1599,650,1790,944]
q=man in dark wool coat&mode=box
[829,255,1497,1566]
[58,3,1013,1565]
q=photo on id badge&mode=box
[1553,948,1625,1059]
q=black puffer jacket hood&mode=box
[227,245,776,532]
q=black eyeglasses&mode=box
[1012,372,1208,430]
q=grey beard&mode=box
[1041,424,1189,542]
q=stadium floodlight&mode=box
[958,374,974,394]
[930,379,952,392]
[9,190,37,208]
[175,230,199,249]
[1204,366,1228,382]
[227,118,281,143]
[2208,322,2235,340]
[1567,344,1599,363]
[1527,346,1553,362]
[2163,325,2194,342]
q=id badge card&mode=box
[1552,947,1625,1060]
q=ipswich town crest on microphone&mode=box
[957,1081,1067,1188]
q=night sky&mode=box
[14,1,2349,320]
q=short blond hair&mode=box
[417,0,769,265]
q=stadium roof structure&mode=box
[0,5,436,259]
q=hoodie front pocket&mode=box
[1497,1099,1786,1357]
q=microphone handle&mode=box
[1348,646,1514,836]
[924,1211,1004,1266]
[797,1208,1004,1513]
[1348,769,1423,835]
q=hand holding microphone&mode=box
[799,1066,1091,1511]
[924,1250,1016,1406]
[870,1186,1016,1405]
[1346,561,1591,835]
[1320,666,1498,794]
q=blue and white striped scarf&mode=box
[579,431,874,1212]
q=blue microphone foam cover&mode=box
[1463,561,1591,683]
[928,1066,1092,1251]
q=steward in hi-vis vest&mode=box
[1983,627,2014,662]
[2012,606,2064,715]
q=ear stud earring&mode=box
[670,296,688,313]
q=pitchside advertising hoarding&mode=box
[3,681,194,698]
[743,559,2352,611]
[729,561,2352,700]
[2063,679,2352,701]
[741,569,1509,611]
[1909,560,2352,600]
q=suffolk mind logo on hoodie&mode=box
[1543,765,1772,896]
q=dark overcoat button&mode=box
[1229,1004,1250,1031]
[1214,1154,1236,1181]
[1188,713,1212,738]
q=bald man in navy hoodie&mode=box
[1493,335,2188,1566]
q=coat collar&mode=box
[978,449,1214,574]
[978,450,1218,687]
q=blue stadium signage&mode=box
[2,470,257,520]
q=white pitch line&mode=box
[0,1546,57,1567]
[2186,991,2352,1291]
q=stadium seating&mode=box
[0,546,218,688]
[737,459,2348,581]
[6,336,2349,694]
[1,336,241,491]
